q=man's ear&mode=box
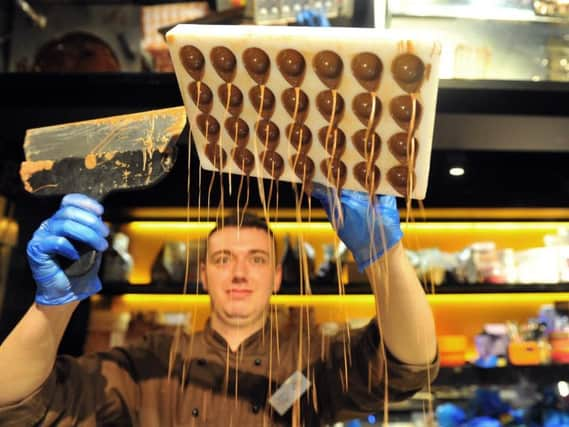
[273,263,282,294]
[200,261,208,291]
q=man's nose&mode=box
[232,256,248,278]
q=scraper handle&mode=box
[59,244,99,278]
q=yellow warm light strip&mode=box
[108,293,569,312]
[123,221,569,233]
[125,207,569,221]
[123,221,335,234]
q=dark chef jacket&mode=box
[0,318,439,426]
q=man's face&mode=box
[201,226,282,327]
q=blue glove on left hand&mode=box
[296,9,330,27]
[311,184,403,271]
[27,193,109,305]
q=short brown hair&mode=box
[205,212,277,261]
[207,211,274,240]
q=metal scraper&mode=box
[20,106,187,276]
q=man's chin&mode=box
[222,310,261,326]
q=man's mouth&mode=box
[227,289,253,299]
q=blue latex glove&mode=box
[296,9,330,27]
[311,184,403,271]
[27,193,109,305]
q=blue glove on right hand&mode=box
[27,193,109,305]
[312,184,403,271]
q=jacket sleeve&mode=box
[0,333,172,426]
[313,319,439,423]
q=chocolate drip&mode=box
[232,147,255,175]
[218,84,243,116]
[316,90,344,124]
[352,93,382,127]
[204,143,227,169]
[388,132,419,163]
[224,117,249,147]
[391,53,425,93]
[387,165,415,196]
[196,114,220,143]
[243,47,270,84]
[179,45,205,80]
[313,50,343,89]
[188,81,213,113]
[352,129,381,162]
[286,123,312,152]
[320,158,347,190]
[354,162,381,194]
[351,52,382,92]
[318,126,346,158]
[210,46,237,82]
[256,120,280,151]
[249,85,275,119]
[261,150,284,179]
[282,88,309,122]
[390,95,422,130]
[277,49,306,86]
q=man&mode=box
[0,185,438,426]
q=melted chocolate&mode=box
[243,47,270,84]
[313,50,343,89]
[218,84,243,116]
[286,123,312,152]
[204,143,227,169]
[196,114,220,143]
[261,150,284,179]
[210,46,237,82]
[352,93,382,127]
[320,158,347,190]
[249,85,275,119]
[351,52,382,92]
[232,147,255,175]
[188,81,213,113]
[387,165,415,196]
[316,90,344,124]
[354,162,381,194]
[276,49,305,86]
[179,45,205,80]
[282,88,309,122]
[388,132,419,163]
[352,129,381,162]
[318,126,346,158]
[291,153,315,183]
[256,120,280,151]
[390,95,422,130]
[224,117,249,146]
[391,53,425,93]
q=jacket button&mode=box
[254,358,262,366]
[192,408,199,417]
[252,403,260,414]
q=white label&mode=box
[268,371,311,416]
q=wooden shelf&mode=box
[100,281,569,296]
[435,364,569,387]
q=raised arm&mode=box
[311,185,436,365]
[0,193,108,406]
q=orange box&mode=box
[508,341,541,365]
[439,335,467,367]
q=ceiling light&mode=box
[449,167,465,176]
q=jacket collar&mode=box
[203,318,273,354]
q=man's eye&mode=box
[213,255,230,264]
[251,255,268,264]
